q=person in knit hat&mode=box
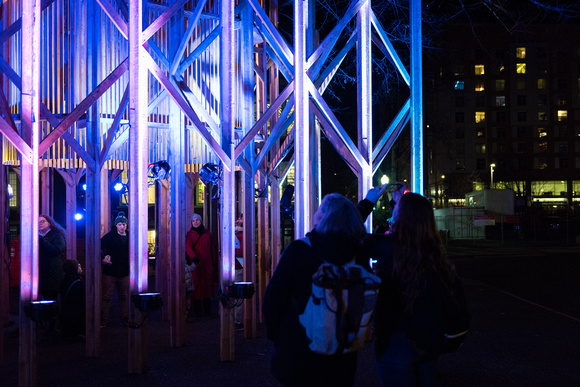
[185,212,216,318]
[100,211,130,327]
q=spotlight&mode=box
[82,183,87,191]
[74,212,84,221]
[199,163,222,186]
[131,293,163,312]
[24,300,58,322]
[113,182,125,192]
[7,184,13,199]
[148,160,171,181]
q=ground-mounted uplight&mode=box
[220,282,255,309]
[24,300,58,323]
[131,293,163,313]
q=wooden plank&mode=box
[96,0,128,39]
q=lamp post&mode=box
[490,163,496,189]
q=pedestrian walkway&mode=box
[2,240,580,386]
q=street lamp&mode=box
[381,175,389,185]
[490,163,496,189]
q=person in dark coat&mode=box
[38,214,66,301]
[262,193,368,387]
[60,259,85,338]
[186,213,215,317]
[100,212,130,327]
[365,192,462,386]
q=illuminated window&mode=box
[477,129,485,138]
[475,144,486,154]
[454,80,464,90]
[453,65,464,77]
[538,141,548,152]
[537,79,547,89]
[516,63,526,74]
[516,47,526,59]
[495,79,505,90]
[474,65,485,75]
[516,80,526,90]
[538,112,547,121]
[475,82,485,91]
[475,112,486,123]
[558,110,568,122]
[534,158,548,169]
[495,96,505,106]
[556,96,567,106]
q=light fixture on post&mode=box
[127,293,163,329]
[199,163,222,186]
[490,163,496,189]
[219,282,255,309]
[131,292,163,313]
[24,300,58,323]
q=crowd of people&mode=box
[33,182,465,386]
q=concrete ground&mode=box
[2,240,580,386]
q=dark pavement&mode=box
[2,240,580,386]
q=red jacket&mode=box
[186,227,214,299]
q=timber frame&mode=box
[0,0,423,383]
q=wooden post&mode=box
[20,0,42,384]
[128,0,149,374]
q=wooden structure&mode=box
[0,0,422,385]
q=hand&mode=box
[365,185,388,204]
[102,255,112,265]
[392,183,406,204]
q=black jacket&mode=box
[101,230,129,278]
[262,231,360,387]
[39,229,66,294]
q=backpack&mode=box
[407,272,470,355]
[298,237,381,355]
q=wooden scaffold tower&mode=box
[0,0,423,384]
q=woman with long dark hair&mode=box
[368,193,461,386]
[38,214,66,301]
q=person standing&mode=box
[368,193,464,386]
[38,214,66,301]
[262,193,368,387]
[60,259,85,338]
[100,212,130,327]
[185,213,215,318]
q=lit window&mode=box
[516,47,526,59]
[475,82,485,91]
[454,81,464,90]
[495,80,505,90]
[475,112,486,123]
[516,63,526,74]
[537,79,547,89]
[477,129,485,138]
[538,112,547,121]
[557,110,568,122]
[538,142,548,152]
[476,144,486,154]
[475,65,485,75]
[495,96,505,106]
